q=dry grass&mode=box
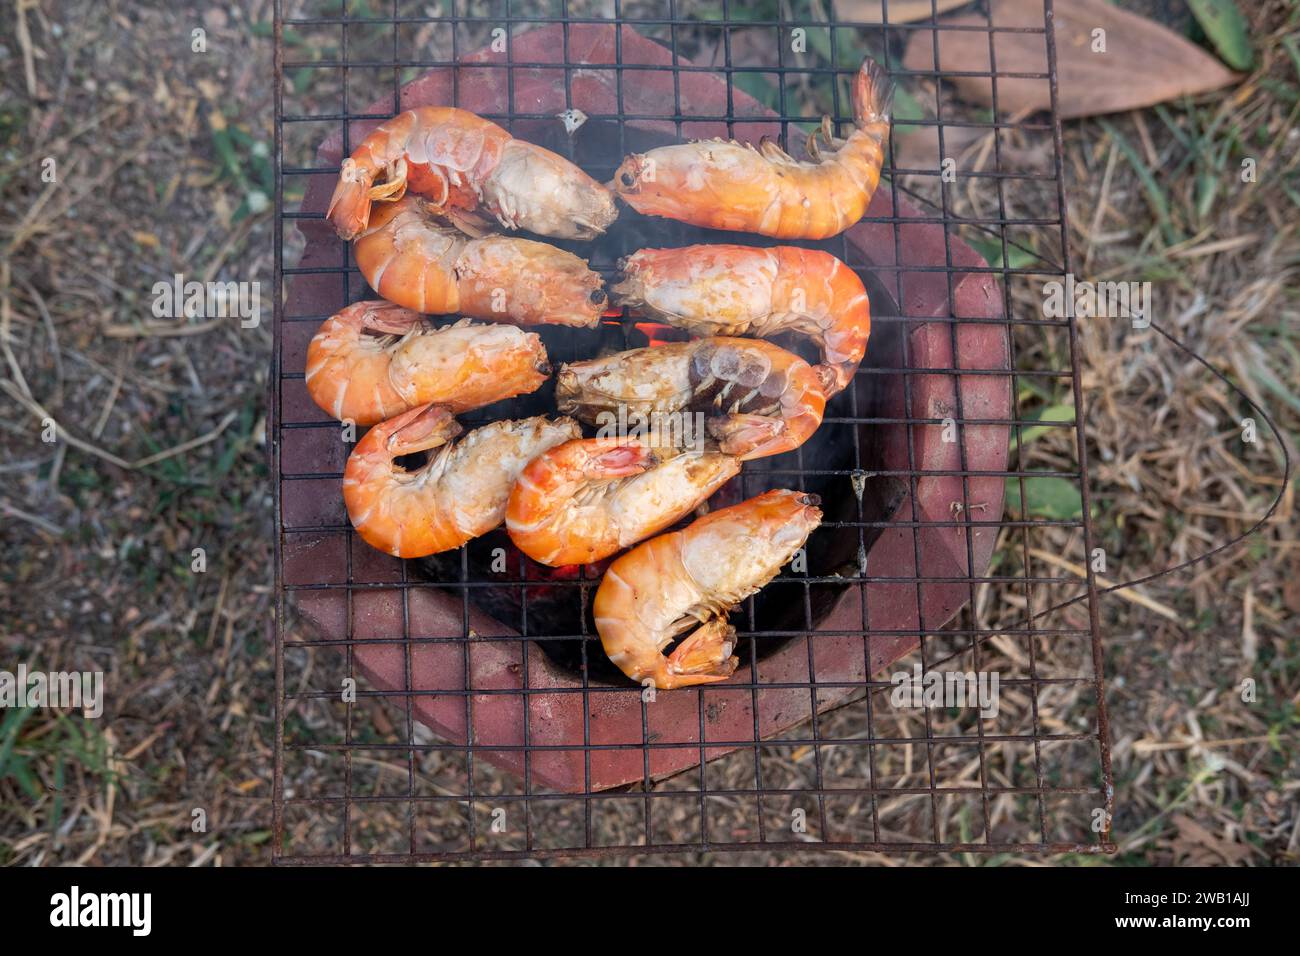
[1,0,277,865]
[1,0,1296,866]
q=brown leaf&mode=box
[706,28,777,68]
[1170,814,1252,866]
[902,0,1241,119]
[893,124,1054,174]
[833,0,972,24]
[892,125,986,173]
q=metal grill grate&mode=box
[271,0,1114,861]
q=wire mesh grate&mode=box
[271,0,1114,862]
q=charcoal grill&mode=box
[272,0,1114,861]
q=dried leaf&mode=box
[1240,589,1257,664]
[707,28,776,68]
[833,0,972,25]
[902,0,1241,119]
[892,125,984,172]
[1170,814,1252,865]
[893,123,1051,174]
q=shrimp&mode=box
[554,337,832,461]
[305,301,550,426]
[353,196,607,328]
[611,57,891,240]
[612,244,870,394]
[343,404,581,558]
[506,438,740,566]
[593,489,822,689]
[328,106,618,240]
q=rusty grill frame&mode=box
[271,0,1115,862]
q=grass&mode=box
[0,0,1296,865]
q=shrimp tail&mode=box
[664,619,739,684]
[853,56,894,134]
[327,157,408,240]
[811,363,839,396]
[707,413,786,460]
[386,403,462,456]
[361,301,425,336]
[586,442,656,480]
[443,205,495,239]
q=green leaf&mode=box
[51,754,65,835]
[0,706,33,775]
[1097,119,1180,246]
[1283,35,1300,82]
[967,236,1039,270]
[1006,477,1083,521]
[1016,378,1054,404]
[686,1,725,21]
[732,71,781,111]
[1009,404,1075,452]
[12,762,39,799]
[804,26,835,65]
[1196,169,1219,221]
[292,67,315,95]
[891,83,926,135]
[1187,0,1254,71]
[1249,356,1300,415]
[210,121,249,192]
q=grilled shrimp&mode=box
[554,337,832,461]
[353,196,607,327]
[593,489,822,689]
[305,301,550,426]
[612,244,870,394]
[611,58,891,239]
[328,106,618,240]
[506,438,740,566]
[343,404,581,558]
